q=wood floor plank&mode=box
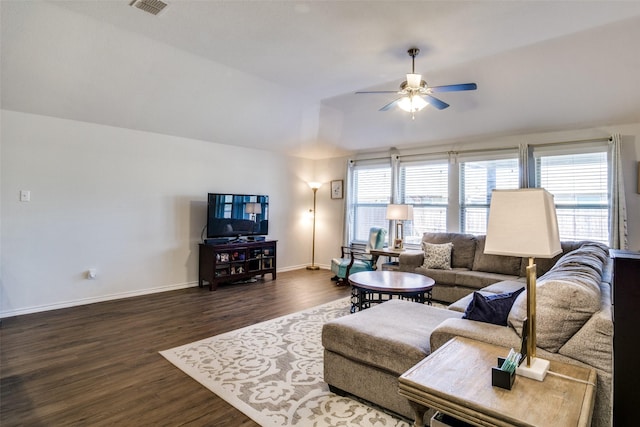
[1,268,349,426]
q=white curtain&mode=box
[609,133,628,249]
[518,143,530,188]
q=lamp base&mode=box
[516,357,550,381]
[306,265,320,271]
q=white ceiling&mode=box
[2,1,640,159]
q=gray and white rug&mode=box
[160,297,410,427]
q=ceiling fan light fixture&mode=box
[406,73,422,89]
[398,95,427,113]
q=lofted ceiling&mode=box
[2,1,640,159]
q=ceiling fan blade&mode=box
[429,83,477,93]
[425,94,449,110]
[356,90,400,94]
[379,98,402,111]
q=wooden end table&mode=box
[399,337,596,427]
[369,248,422,271]
[348,270,435,313]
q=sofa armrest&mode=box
[430,318,522,353]
[399,252,424,272]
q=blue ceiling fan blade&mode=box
[429,83,477,93]
[356,90,399,94]
[425,94,449,110]
[379,98,402,111]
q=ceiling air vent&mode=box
[130,0,168,16]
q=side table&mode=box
[370,248,422,271]
[399,337,596,427]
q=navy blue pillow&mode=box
[463,288,525,326]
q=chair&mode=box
[330,227,387,283]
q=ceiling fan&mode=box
[356,48,477,118]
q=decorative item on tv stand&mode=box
[307,182,322,270]
[386,204,414,250]
[484,188,562,381]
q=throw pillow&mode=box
[421,242,453,270]
[463,288,525,326]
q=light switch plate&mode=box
[20,190,31,202]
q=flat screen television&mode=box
[206,193,269,239]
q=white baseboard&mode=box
[0,281,198,319]
[0,266,332,318]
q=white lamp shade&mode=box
[386,204,414,221]
[308,182,322,190]
[484,189,561,258]
[406,73,422,89]
[245,202,262,214]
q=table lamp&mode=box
[386,204,414,249]
[245,202,262,222]
[484,188,561,381]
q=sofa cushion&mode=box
[518,240,585,277]
[414,267,459,286]
[454,270,519,290]
[421,242,453,270]
[321,300,462,375]
[463,288,525,326]
[472,235,522,275]
[422,232,477,269]
[508,242,607,352]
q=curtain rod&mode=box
[396,145,519,160]
[354,136,612,163]
[528,136,611,149]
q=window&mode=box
[534,149,608,243]
[345,140,611,246]
[399,161,449,244]
[348,163,391,243]
[460,157,519,234]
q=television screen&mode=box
[207,193,269,238]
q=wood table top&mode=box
[399,337,596,427]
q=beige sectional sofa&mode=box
[322,236,612,427]
[399,232,595,303]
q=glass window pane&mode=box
[400,162,449,240]
[349,166,391,243]
[460,158,519,234]
[535,151,608,243]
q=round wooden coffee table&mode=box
[348,270,435,313]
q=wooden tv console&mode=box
[198,240,277,291]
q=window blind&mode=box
[460,157,519,234]
[350,165,391,242]
[399,161,449,243]
[534,150,608,243]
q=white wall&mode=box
[0,110,314,317]
[2,110,638,317]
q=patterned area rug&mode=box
[160,297,410,426]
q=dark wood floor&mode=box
[0,268,350,426]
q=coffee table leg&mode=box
[407,400,428,427]
[350,286,358,313]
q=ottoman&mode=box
[321,299,462,420]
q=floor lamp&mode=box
[484,188,561,381]
[306,182,321,270]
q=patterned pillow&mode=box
[421,242,453,270]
